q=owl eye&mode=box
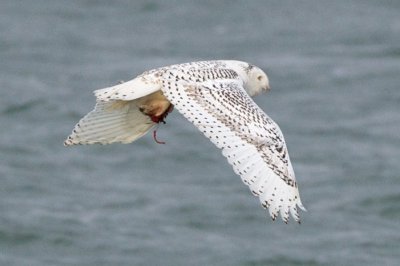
[257,75,263,81]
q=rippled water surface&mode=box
[1,1,400,265]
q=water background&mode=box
[1,1,400,265]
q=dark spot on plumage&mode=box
[276,145,283,153]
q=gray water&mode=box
[1,0,400,265]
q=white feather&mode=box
[64,100,155,146]
[64,60,305,223]
[94,73,161,102]
[158,66,305,222]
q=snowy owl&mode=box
[64,60,306,223]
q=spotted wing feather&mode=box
[161,69,305,222]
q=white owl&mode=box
[65,60,306,223]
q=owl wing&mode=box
[64,69,166,146]
[64,100,156,146]
[161,71,305,223]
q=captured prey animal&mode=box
[64,60,306,223]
